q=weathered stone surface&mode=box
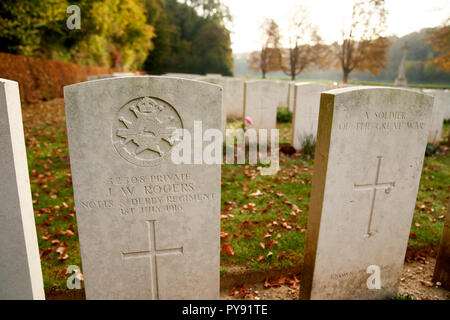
[423,89,447,145]
[203,77,245,120]
[0,79,45,300]
[287,82,296,112]
[64,76,222,299]
[289,82,340,112]
[271,80,290,108]
[444,90,450,121]
[433,201,450,289]
[423,89,450,145]
[300,87,433,300]
[243,80,280,130]
[291,83,327,151]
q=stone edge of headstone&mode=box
[322,85,433,96]
[290,82,328,149]
[66,75,223,92]
[0,78,45,300]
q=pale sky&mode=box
[223,0,450,53]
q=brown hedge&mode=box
[0,52,121,104]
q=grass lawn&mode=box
[22,99,450,293]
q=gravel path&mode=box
[221,257,450,300]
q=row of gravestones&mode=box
[165,74,450,150]
[105,73,450,151]
[1,76,449,300]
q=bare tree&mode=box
[280,6,331,80]
[248,18,282,78]
[334,0,390,83]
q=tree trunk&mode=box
[262,71,266,79]
[343,70,349,83]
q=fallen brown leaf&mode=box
[221,243,234,256]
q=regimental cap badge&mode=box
[112,96,183,167]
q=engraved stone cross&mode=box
[354,156,396,237]
[122,220,183,299]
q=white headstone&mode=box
[287,82,296,112]
[424,89,449,145]
[444,90,450,121]
[203,77,245,120]
[0,79,45,300]
[300,87,433,300]
[271,80,290,108]
[289,82,337,112]
[291,83,327,151]
[64,76,222,299]
[243,80,280,130]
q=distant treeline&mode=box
[235,29,450,85]
[0,0,233,76]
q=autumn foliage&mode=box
[0,52,120,104]
[334,37,391,83]
[247,19,282,78]
[280,6,332,80]
[425,18,450,73]
[248,2,392,82]
[333,0,390,83]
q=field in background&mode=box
[235,75,450,90]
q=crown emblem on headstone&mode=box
[136,97,164,114]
